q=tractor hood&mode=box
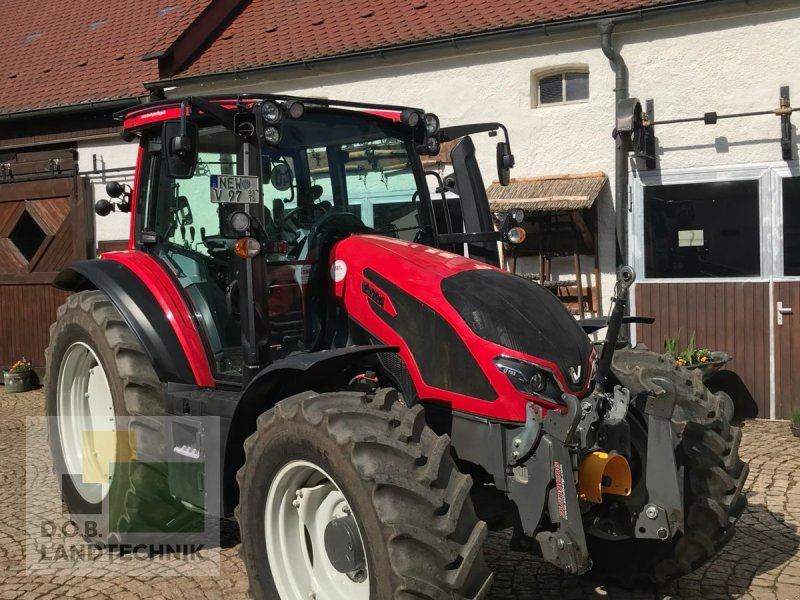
[331,235,594,400]
[440,268,592,393]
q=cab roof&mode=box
[116,94,424,133]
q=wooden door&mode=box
[635,282,771,418]
[0,149,93,375]
[774,282,800,419]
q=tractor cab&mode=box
[110,95,521,383]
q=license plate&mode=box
[210,175,260,204]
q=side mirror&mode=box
[496,142,515,186]
[163,120,199,179]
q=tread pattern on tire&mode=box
[46,291,197,536]
[594,345,749,586]
[236,388,494,600]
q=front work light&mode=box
[509,208,525,225]
[228,211,251,234]
[400,109,421,128]
[264,126,282,145]
[425,137,441,155]
[286,100,305,119]
[423,113,439,135]
[261,100,283,124]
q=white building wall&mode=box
[77,138,138,246]
[93,0,800,311]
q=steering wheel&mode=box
[279,202,334,256]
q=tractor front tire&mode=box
[236,388,493,600]
[587,345,748,586]
[45,290,201,545]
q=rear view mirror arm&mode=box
[439,122,513,154]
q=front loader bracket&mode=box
[634,376,684,539]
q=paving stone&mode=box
[1,389,799,599]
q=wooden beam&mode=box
[158,0,250,79]
[569,209,594,251]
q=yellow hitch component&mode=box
[577,451,632,504]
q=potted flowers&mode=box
[3,357,32,393]
[664,333,731,382]
[790,409,800,439]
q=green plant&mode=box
[8,358,31,373]
[663,332,680,354]
[665,331,714,366]
[789,408,800,426]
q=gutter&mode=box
[0,97,148,123]
[598,20,629,265]
[145,0,745,90]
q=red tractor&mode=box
[45,95,747,598]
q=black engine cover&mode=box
[441,269,592,392]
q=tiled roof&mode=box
[0,0,211,115]
[175,0,694,79]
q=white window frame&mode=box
[630,163,775,284]
[630,161,800,420]
[769,164,800,282]
[531,65,589,108]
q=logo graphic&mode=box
[26,417,221,577]
[331,260,347,282]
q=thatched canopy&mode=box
[486,172,608,212]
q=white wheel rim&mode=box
[265,460,370,600]
[56,341,116,504]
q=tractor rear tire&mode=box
[586,345,748,586]
[236,388,493,600]
[45,290,202,545]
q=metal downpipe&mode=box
[598,20,629,266]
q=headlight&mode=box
[261,100,283,124]
[423,113,439,135]
[264,125,282,145]
[228,211,251,234]
[400,108,421,128]
[424,136,441,155]
[494,356,562,400]
[286,100,305,119]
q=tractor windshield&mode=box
[261,108,430,254]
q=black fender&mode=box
[221,344,398,513]
[242,344,399,401]
[54,260,196,384]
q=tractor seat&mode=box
[304,211,372,349]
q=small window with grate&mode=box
[532,68,589,107]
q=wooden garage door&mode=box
[0,149,93,375]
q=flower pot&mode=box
[791,424,800,439]
[3,369,31,393]
[683,351,732,382]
